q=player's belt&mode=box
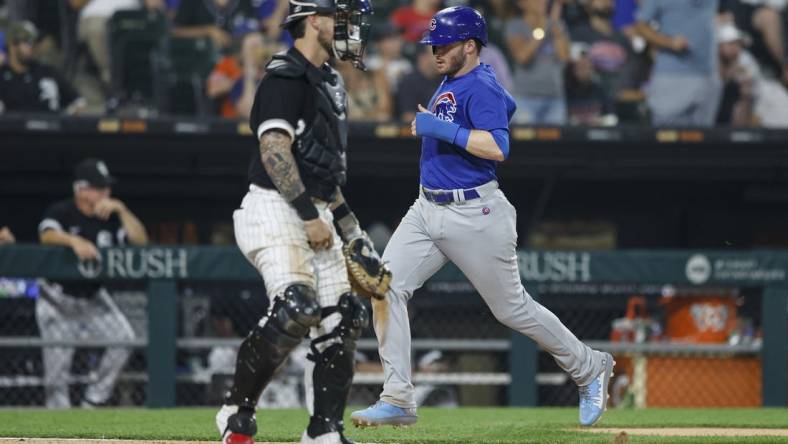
[421,181,498,205]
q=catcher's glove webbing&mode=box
[343,236,391,300]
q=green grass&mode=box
[0,407,787,443]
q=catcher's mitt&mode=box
[344,236,391,300]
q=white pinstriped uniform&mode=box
[233,184,350,343]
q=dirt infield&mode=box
[5,428,788,442]
[1,440,259,444]
[1,440,261,444]
[582,427,788,437]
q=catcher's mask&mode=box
[283,0,373,70]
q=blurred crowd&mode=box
[1,0,787,127]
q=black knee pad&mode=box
[263,283,321,348]
[336,292,368,350]
[306,293,368,438]
[226,283,320,408]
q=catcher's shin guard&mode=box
[306,293,368,441]
[225,283,321,412]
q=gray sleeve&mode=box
[504,19,530,40]
[636,0,660,23]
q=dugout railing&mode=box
[0,245,785,407]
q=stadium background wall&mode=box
[2,118,788,249]
[0,246,785,408]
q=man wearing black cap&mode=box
[0,21,86,115]
[36,158,148,408]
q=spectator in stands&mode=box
[365,23,413,96]
[172,0,264,51]
[566,43,613,125]
[572,0,638,120]
[234,32,280,119]
[0,21,86,115]
[6,0,69,68]
[37,158,147,408]
[0,227,15,245]
[717,21,788,127]
[717,22,758,126]
[636,0,721,127]
[506,0,571,124]
[208,32,281,119]
[207,43,243,118]
[471,0,518,63]
[720,0,788,85]
[0,29,6,66]
[71,0,163,86]
[336,59,393,121]
[257,0,290,42]
[612,0,638,35]
[481,40,515,92]
[395,44,441,121]
[391,0,442,44]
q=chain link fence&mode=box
[0,273,767,408]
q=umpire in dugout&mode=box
[37,158,148,408]
[215,1,384,443]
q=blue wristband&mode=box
[416,112,460,145]
[454,127,471,149]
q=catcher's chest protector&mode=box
[266,53,349,189]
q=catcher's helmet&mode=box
[419,6,487,47]
[282,0,337,26]
[282,0,373,70]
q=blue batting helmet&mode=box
[419,6,487,46]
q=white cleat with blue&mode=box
[350,400,418,427]
[578,352,615,427]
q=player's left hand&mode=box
[94,198,126,220]
[412,104,434,136]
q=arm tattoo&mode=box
[259,130,306,201]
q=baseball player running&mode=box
[351,6,614,428]
[215,1,381,444]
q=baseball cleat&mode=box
[578,352,615,427]
[216,404,256,444]
[300,430,355,444]
[350,400,418,427]
[224,432,255,444]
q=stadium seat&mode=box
[108,9,170,114]
[168,37,218,116]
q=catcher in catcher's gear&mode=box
[215,1,388,443]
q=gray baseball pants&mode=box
[374,181,605,409]
[36,281,135,408]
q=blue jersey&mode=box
[420,64,516,190]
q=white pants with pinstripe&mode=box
[233,184,352,418]
[36,281,135,408]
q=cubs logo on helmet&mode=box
[432,92,457,122]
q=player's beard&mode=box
[318,27,335,61]
[440,50,467,77]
